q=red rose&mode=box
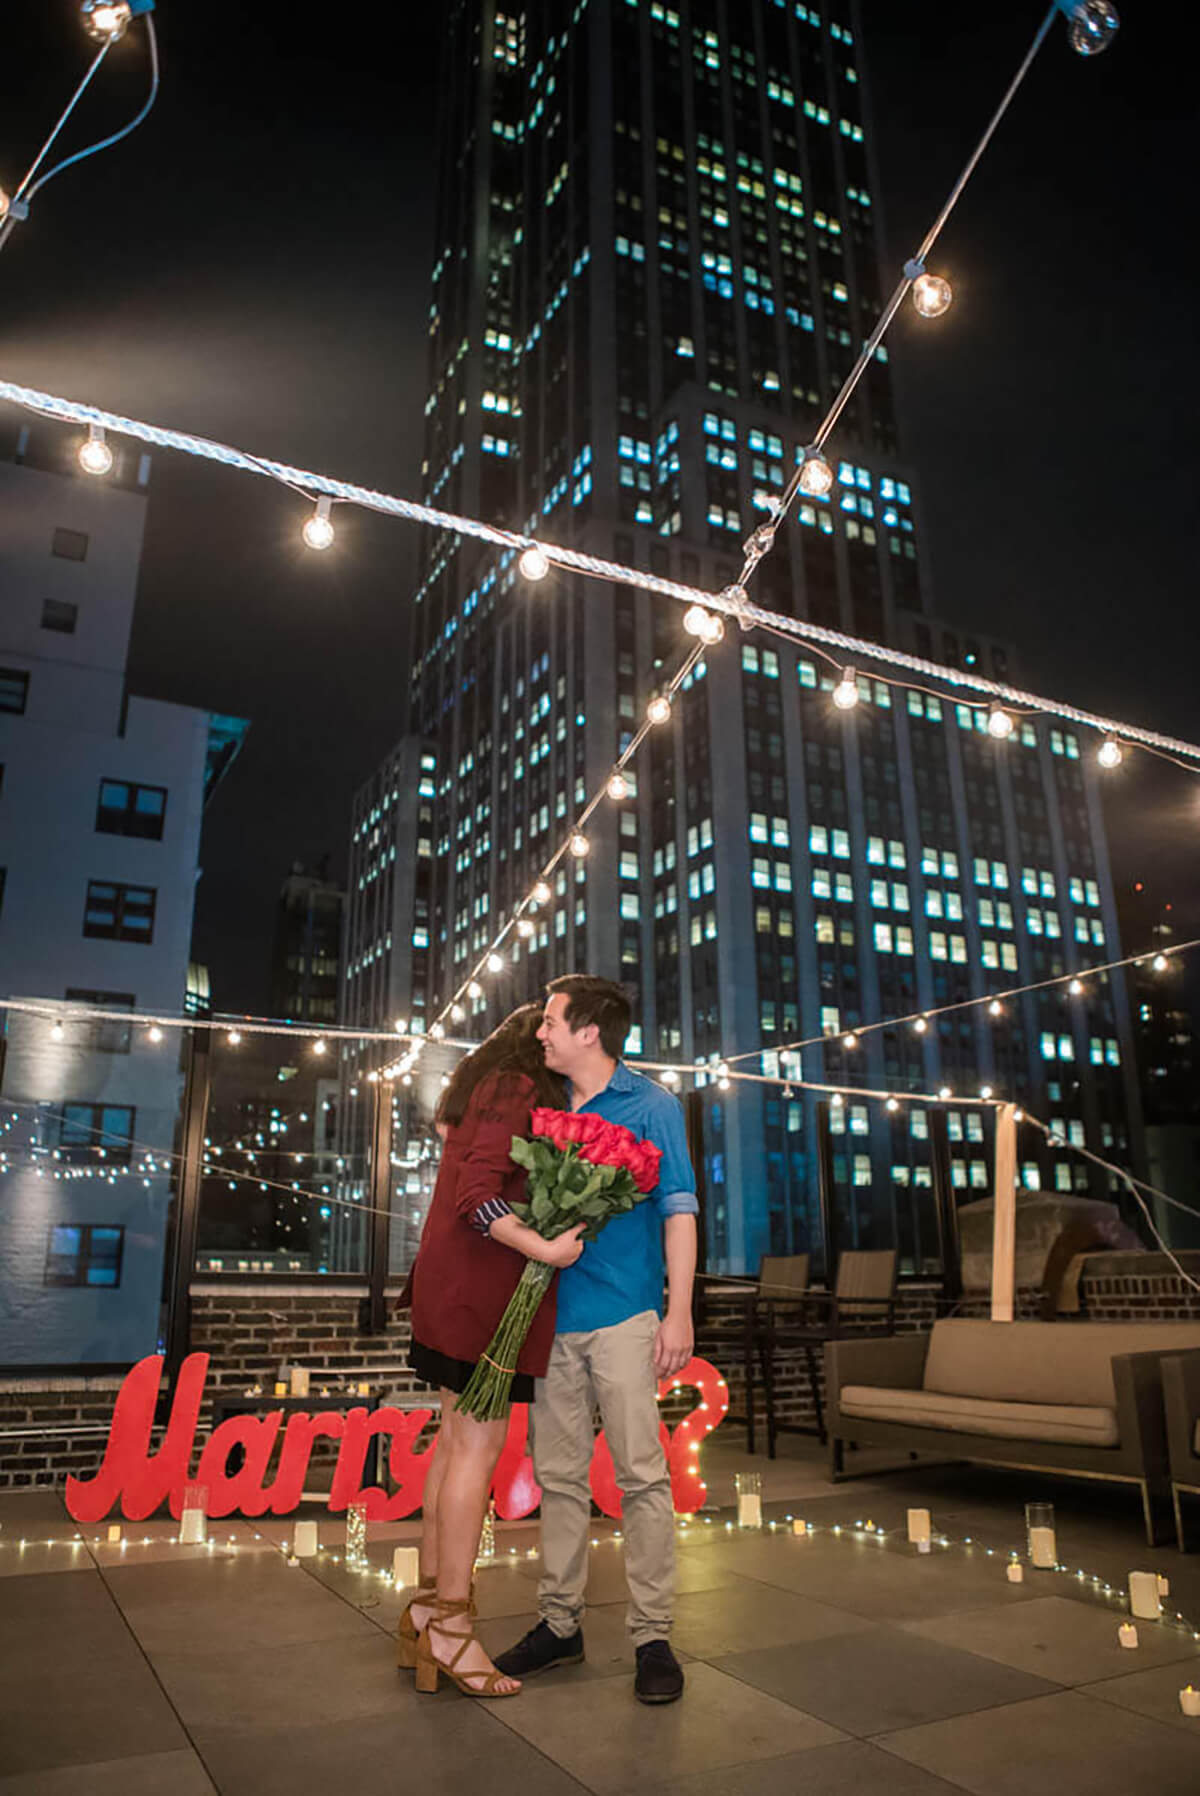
[530,1109,662,1193]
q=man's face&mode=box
[537,992,589,1074]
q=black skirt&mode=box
[409,1336,536,1405]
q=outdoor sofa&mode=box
[1161,1350,1200,1550]
[825,1317,1200,1544]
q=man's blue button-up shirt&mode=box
[553,1060,699,1335]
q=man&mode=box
[495,974,698,1704]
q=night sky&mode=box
[1,3,1194,1013]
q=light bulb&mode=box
[312,1039,327,1055]
[519,544,550,581]
[797,449,834,497]
[302,496,335,551]
[1067,0,1119,55]
[914,1016,929,1035]
[569,832,590,858]
[885,1097,899,1112]
[830,1092,844,1107]
[718,1077,731,1091]
[647,694,672,725]
[0,187,11,223]
[148,1026,164,1044]
[684,605,713,638]
[699,611,725,644]
[531,880,552,905]
[843,1032,859,1050]
[517,917,535,938]
[938,1085,952,1101]
[226,1030,242,1046]
[430,1022,445,1039]
[911,272,953,318]
[662,1069,680,1087]
[607,772,629,801]
[486,952,504,973]
[394,1018,408,1034]
[1098,737,1123,769]
[1153,952,1169,972]
[987,704,1014,739]
[466,981,482,1000]
[52,1022,65,1041]
[82,1,132,41]
[1068,977,1084,995]
[980,1085,994,1100]
[988,1000,1003,1018]
[450,1004,465,1022]
[78,426,113,476]
[832,667,860,710]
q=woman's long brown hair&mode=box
[434,1001,566,1130]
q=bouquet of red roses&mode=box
[456,1108,663,1420]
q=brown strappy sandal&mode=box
[414,1596,521,1698]
[398,1581,477,1669]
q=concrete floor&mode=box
[2,1437,1200,1794]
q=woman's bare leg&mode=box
[417,1398,454,1587]
[426,1405,518,1690]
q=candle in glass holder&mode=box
[1128,1571,1161,1620]
[290,1366,310,1398]
[1006,1561,1025,1584]
[293,1521,319,1558]
[735,1472,763,1529]
[179,1483,208,1546]
[273,1381,288,1398]
[1118,1622,1139,1649]
[1180,1685,1200,1717]
[792,1518,808,1536]
[107,1523,122,1543]
[1025,1502,1057,1568]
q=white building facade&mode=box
[0,426,246,1365]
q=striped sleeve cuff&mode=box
[470,1196,514,1236]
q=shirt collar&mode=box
[566,1059,635,1104]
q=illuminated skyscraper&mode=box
[345,0,1141,1272]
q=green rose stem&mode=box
[457,1260,554,1421]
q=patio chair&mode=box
[1162,1350,1200,1551]
[693,1255,810,1454]
[758,1249,898,1457]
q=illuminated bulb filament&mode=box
[647,694,672,726]
[531,880,552,905]
[911,271,953,318]
[486,952,505,973]
[569,832,590,858]
[518,544,550,581]
[832,667,860,710]
[312,1039,328,1055]
[1098,737,1123,769]
[78,425,114,476]
[302,496,335,551]
[607,772,629,801]
[987,704,1014,739]
[797,449,834,497]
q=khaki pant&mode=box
[531,1309,674,1648]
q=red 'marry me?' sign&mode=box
[65,1352,727,1522]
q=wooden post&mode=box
[991,1103,1019,1322]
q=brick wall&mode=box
[2,1254,1198,1489]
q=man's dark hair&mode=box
[547,974,632,1061]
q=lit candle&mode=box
[293,1521,319,1558]
[1028,1526,1057,1569]
[1128,1572,1161,1620]
[290,1367,310,1398]
[792,1518,807,1536]
[392,1545,421,1588]
[179,1483,208,1546]
[907,1508,932,1546]
[1180,1685,1200,1717]
[1118,1622,1139,1649]
[273,1381,287,1397]
[358,1381,371,1397]
[1006,1561,1025,1584]
[1157,1575,1171,1598]
[107,1523,122,1543]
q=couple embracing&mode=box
[398,975,698,1704]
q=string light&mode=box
[988,1000,1004,1018]
[486,952,504,973]
[684,605,714,638]
[311,1039,327,1056]
[0,187,11,223]
[647,694,672,726]
[1098,737,1123,769]
[569,832,590,858]
[980,1085,994,1100]
[1066,0,1120,56]
[466,981,482,1000]
[147,1025,163,1044]
[832,667,860,711]
[797,449,834,497]
[938,1085,953,1101]
[302,496,335,551]
[531,880,552,905]
[914,1017,929,1035]
[82,1,132,42]
[449,1004,465,1023]
[908,268,954,319]
[518,544,550,581]
[78,424,113,475]
[1152,953,1169,972]
[226,1030,241,1046]
[1068,977,1084,996]
[987,703,1015,739]
[517,918,535,939]
[606,772,629,801]
[843,1032,859,1050]
[51,1022,65,1041]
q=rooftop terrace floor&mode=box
[3,1437,1200,1794]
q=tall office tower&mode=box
[377,0,1141,1272]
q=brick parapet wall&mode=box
[2,1255,1199,1489]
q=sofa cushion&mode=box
[921,1318,1200,1410]
[839,1383,1119,1448]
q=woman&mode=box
[397,1003,584,1698]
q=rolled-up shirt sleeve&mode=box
[453,1072,532,1222]
[647,1092,700,1218]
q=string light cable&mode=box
[0,4,159,252]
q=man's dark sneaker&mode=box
[494,1620,585,1679]
[634,1639,684,1704]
